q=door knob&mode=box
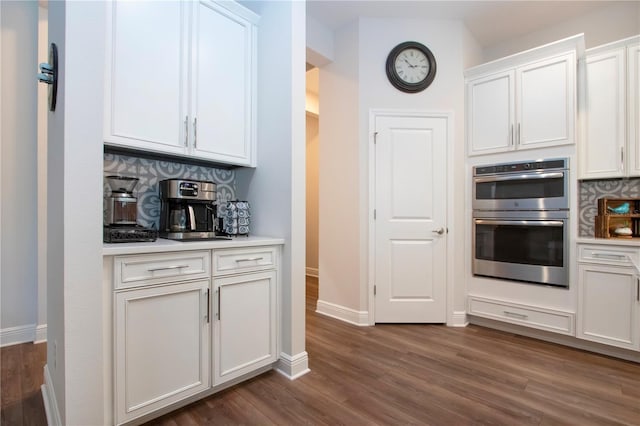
[433,227,445,235]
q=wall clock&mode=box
[385,41,436,93]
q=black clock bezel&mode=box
[385,41,437,93]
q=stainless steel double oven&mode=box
[472,158,569,287]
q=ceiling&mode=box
[306,1,630,48]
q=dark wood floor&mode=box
[2,277,640,425]
[0,341,47,426]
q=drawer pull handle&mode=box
[147,264,189,272]
[235,257,263,263]
[217,288,221,320]
[503,311,528,320]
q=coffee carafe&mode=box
[159,179,227,240]
[169,204,188,231]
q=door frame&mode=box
[367,109,455,325]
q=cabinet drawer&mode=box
[578,244,640,267]
[114,251,210,290]
[468,296,574,335]
[213,246,277,276]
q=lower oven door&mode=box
[473,214,568,287]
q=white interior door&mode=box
[374,113,448,323]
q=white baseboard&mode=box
[448,311,468,327]
[316,299,369,326]
[42,364,62,426]
[305,267,318,278]
[275,351,310,380]
[0,323,36,347]
[34,324,48,344]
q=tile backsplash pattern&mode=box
[104,153,236,229]
[579,178,640,237]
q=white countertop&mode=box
[103,236,285,256]
[576,237,640,247]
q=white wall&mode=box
[484,1,640,61]
[305,113,319,274]
[0,0,39,346]
[236,0,308,376]
[318,18,476,320]
[46,1,105,423]
[318,21,361,310]
[36,4,48,343]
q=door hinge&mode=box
[374,209,377,219]
[374,285,376,296]
[374,132,378,144]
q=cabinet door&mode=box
[628,43,640,177]
[517,53,575,150]
[190,0,257,166]
[581,48,626,179]
[213,270,277,385]
[114,280,210,425]
[466,70,515,156]
[577,264,639,351]
[104,1,189,155]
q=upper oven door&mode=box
[473,169,568,211]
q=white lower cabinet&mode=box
[213,270,278,385]
[114,279,210,425]
[577,244,640,351]
[111,245,280,424]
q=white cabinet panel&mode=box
[578,264,639,350]
[581,36,640,179]
[468,296,574,335]
[628,43,640,176]
[191,0,255,165]
[114,250,210,289]
[467,71,515,155]
[213,270,277,385]
[517,54,574,149]
[213,246,277,276]
[582,48,626,178]
[104,1,188,154]
[114,279,210,425]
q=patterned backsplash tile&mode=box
[104,153,236,229]
[579,178,640,237]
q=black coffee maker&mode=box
[159,179,228,240]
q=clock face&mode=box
[394,48,430,84]
[386,42,437,93]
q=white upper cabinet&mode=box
[104,1,188,155]
[466,35,582,156]
[516,54,575,150]
[466,70,515,153]
[191,1,256,164]
[580,36,640,179]
[104,0,258,167]
[628,42,640,176]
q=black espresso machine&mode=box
[159,179,230,240]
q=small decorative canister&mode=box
[222,200,250,236]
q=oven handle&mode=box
[475,219,564,227]
[474,172,564,183]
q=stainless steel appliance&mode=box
[159,179,229,240]
[473,158,569,211]
[472,158,570,287]
[104,175,158,243]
